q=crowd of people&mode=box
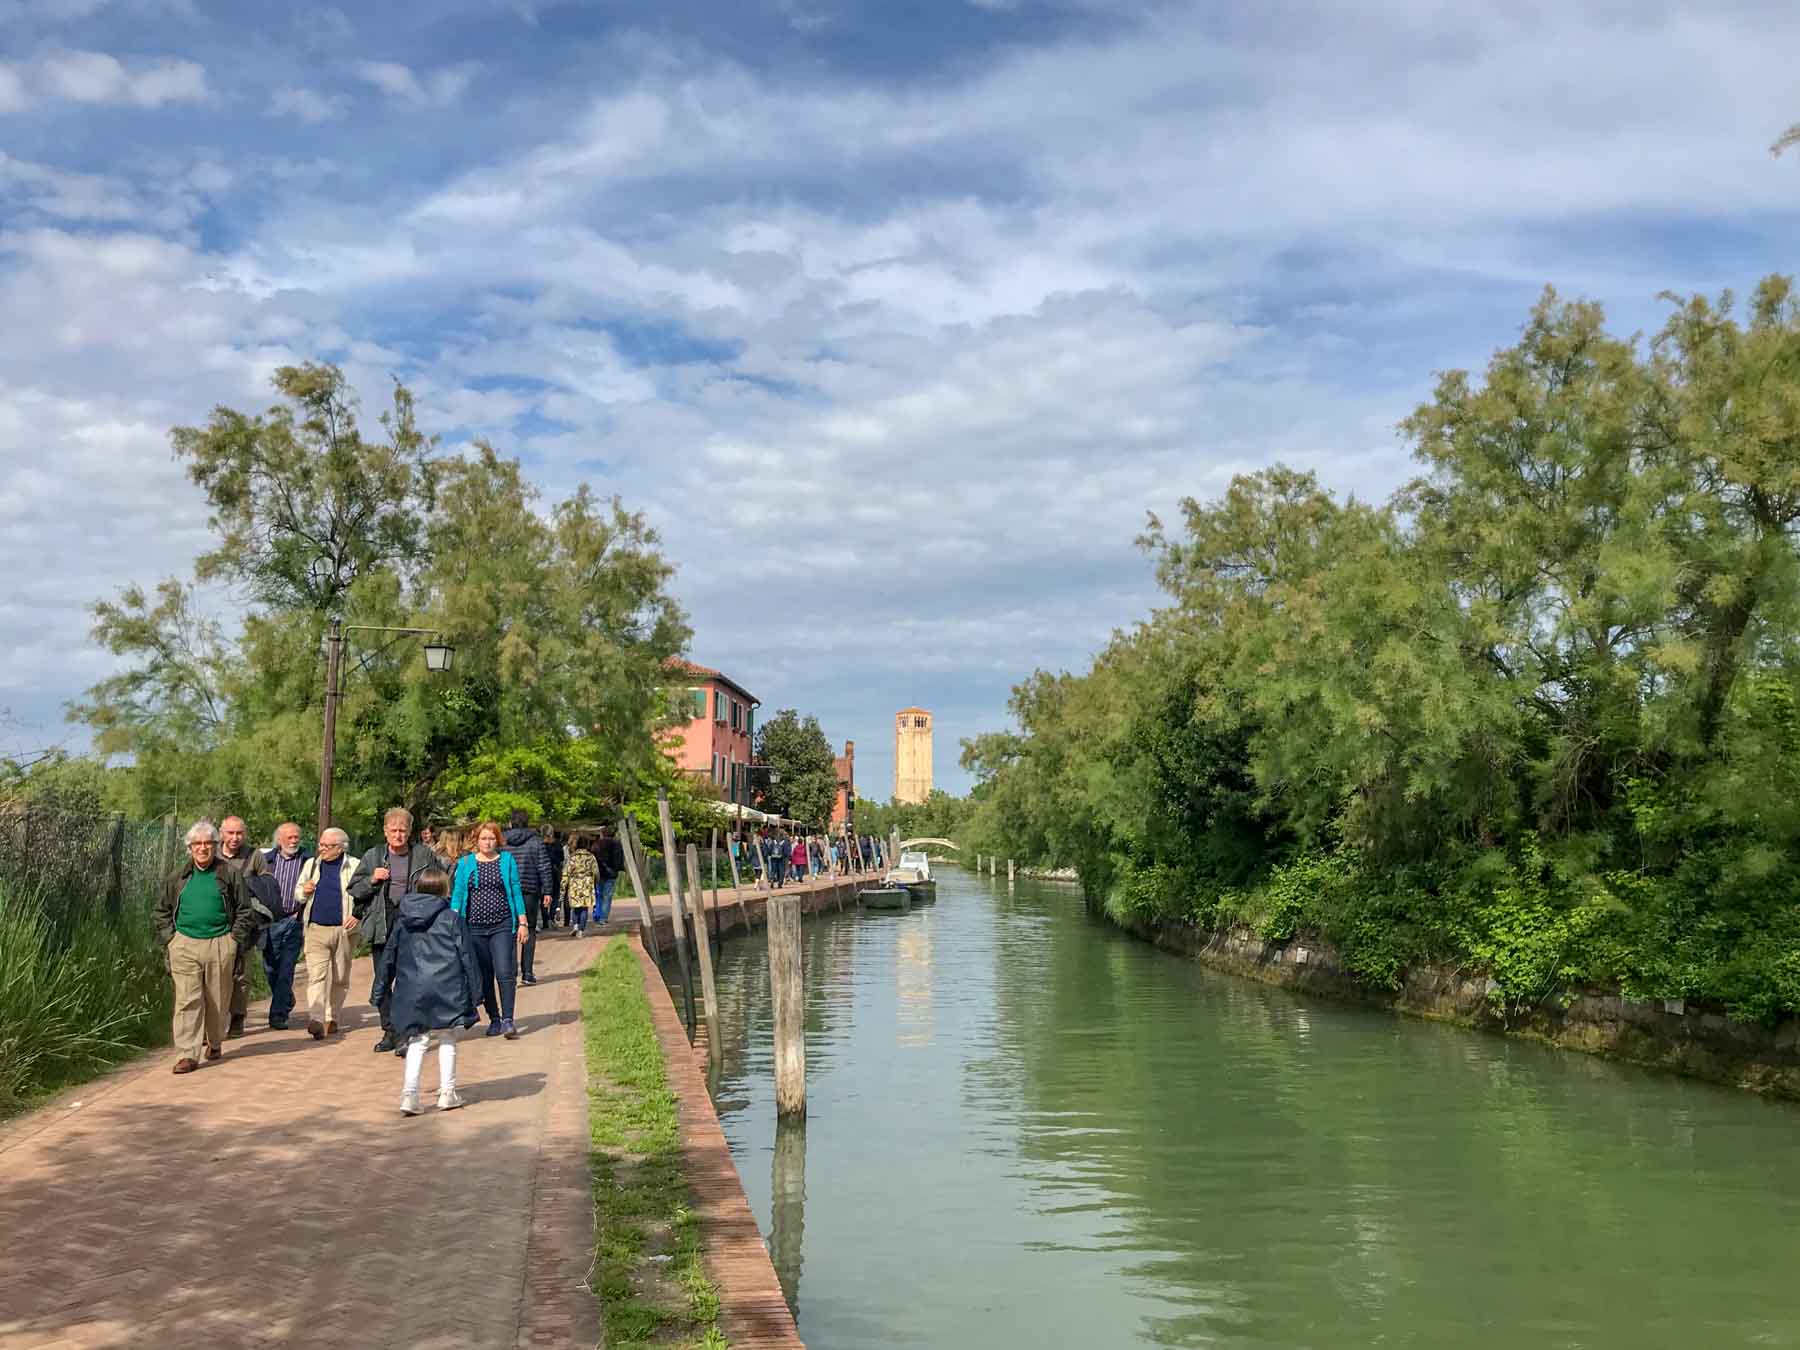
[153,804,886,1112]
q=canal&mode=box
[698,868,1800,1348]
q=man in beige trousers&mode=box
[153,821,261,1074]
[296,827,362,1038]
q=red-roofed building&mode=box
[662,659,760,806]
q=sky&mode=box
[1,0,1797,800]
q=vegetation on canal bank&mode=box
[582,939,727,1350]
[958,277,1800,1026]
[0,874,172,1118]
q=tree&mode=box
[753,710,836,826]
[74,364,690,834]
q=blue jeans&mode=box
[596,876,617,923]
[260,915,303,1025]
[470,923,517,1021]
[569,905,590,931]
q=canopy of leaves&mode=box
[753,709,837,827]
[966,275,1800,1022]
[71,365,690,841]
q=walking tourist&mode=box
[353,808,445,1055]
[372,865,481,1115]
[154,820,259,1074]
[791,833,808,883]
[216,815,271,1039]
[502,810,554,985]
[766,830,788,888]
[297,827,361,1039]
[436,827,464,866]
[561,833,598,938]
[544,827,565,928]
[260,822,310,1030]
[451,820,527,1039]
[595,825,624,924]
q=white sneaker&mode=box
[437,1087,464,1111]
[400,1089,423,1116]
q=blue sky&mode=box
[2,0,1797,799]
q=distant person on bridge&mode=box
[155,820,260,1074]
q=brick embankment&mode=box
[0,934,605,1349]
[611,868,870,953]
[629,937,807,1349]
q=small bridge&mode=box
[898,838,960,851]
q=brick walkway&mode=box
[0,932,605,1350]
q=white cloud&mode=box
[27,48,208,107]
[353,59,477,107]
[0,66,34,113]
[268,85,348,123]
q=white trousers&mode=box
[402,1028,459,1095]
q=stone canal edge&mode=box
[629,934,805,1349]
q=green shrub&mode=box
[0,875,171,1116]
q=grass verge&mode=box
[582,938,728,1349]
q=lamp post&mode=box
[317,618,455,835]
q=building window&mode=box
[746,707,754,741]
[714,690,726,722]
[914,716,927,728]
[690,688,706,719]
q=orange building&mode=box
[663,659,760,806]
[832,740,855,827]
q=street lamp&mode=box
[317,617,455,834]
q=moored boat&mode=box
[860,886,912,911]
[885,850,937,902]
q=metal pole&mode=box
[317,617,342,836]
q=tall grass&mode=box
[0,874,172,1117]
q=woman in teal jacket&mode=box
[449,820,529,1038]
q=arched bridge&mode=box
[898,837,960,851]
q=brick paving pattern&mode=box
[0,934,604,1350]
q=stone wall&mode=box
[1108,910,1800,1100]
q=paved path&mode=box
[0,931,605,1349]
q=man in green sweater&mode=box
[153,820,260,1074]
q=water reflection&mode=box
[704,869,1800,1349]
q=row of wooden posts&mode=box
[618,791,907,1120]
[973,853,1018,883]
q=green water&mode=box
[698,871,1800,1348]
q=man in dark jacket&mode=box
[372,866,481,1114]
[215,815,271,1039]
[153,821,261,1074]
[351,807,447,1053]
[543,827,565,928]
[502,809,554,985]
[594,826,625,925]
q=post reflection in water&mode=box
[770,1116,806,1313]
[703,868,1800,1349]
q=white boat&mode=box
[884,850,936,901]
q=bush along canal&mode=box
[702,867,1800,1349]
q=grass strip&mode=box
[582,938,728,1349]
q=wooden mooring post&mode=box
[619,814,659,962]
[989,855,996,877]
[1008,858,1016,885]
[724,834,751,931]
[688,842,722,1063]
[655,789,698,1041]
[768,893,806,1118]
